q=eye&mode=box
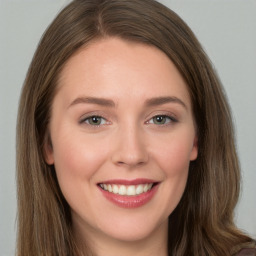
[82,116,107,126]
[148,115,176,125]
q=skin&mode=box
[45,37,198,256]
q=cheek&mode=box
[153,133,194,176]
[160,138,193,210]
[51,133,109,194]
[161,139,191,189]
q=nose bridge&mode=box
[111,121,148,167]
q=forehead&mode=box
[56,37,191,109]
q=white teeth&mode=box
[107,184,112,192]
[119,185,126,195]
[136,185,143,195]
[100,183,154,196]
[143,184,149,192]
[127,185,136,196]
[112,185,119,194]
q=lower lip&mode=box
[99,184,159,208]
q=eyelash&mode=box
[79,115,109,127]
[79,114,177,128]
[146,115,177,126]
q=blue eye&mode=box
[148,115,176,125]
[82,116,107,126]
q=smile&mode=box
[99,183,153,196]
[98,179,159,208]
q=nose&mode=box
[111,124,149,168]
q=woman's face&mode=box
[45,38,198,244]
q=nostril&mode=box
[116,160,146,167]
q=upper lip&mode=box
[97,178,158,186]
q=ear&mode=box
[43,132,54,165]
[190,135,198,161]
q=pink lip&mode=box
[98,180,159,208]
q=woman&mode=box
[16,0,255,255]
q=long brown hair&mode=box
[16,0,253,255]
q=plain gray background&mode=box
[0,0,255,255]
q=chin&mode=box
[97,213,168,243]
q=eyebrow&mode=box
[145,96,187,109]
[68,96,187,109]
[69,96,116,108]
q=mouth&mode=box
[98,183,155,196]
[97,179,159,208]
